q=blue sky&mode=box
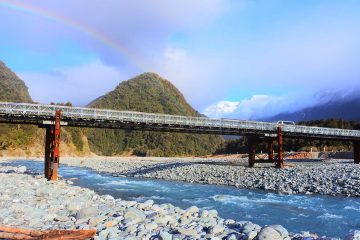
[1,0,360,119]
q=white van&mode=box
[277,120,295,125]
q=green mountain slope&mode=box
[0,61,32,102]
[0,61,36,151]
[86,72,223,156]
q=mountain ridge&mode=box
[265,93,360,122]
[0,62,223,157]
[85,72,223,156]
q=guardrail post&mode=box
[248,136,257,167]
[354,141,360,164]
[268,140,274,162]
[44,109,61,181]
[276,127,284,168]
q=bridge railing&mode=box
[1,102,360,138]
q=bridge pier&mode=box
[276,127,284,168]
[44,110,61,181]
[268,140,274,162]
[354,141,360,164]
[248,136,258,167]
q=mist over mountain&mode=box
[265,90,360,122]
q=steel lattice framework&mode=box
[1,102,360,140]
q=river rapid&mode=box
[4,160,360,238]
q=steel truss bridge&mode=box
[1,102,359,180]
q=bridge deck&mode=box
[0,102,360,140]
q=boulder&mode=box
[124,207,146,224]
[75,206,98,220]
[257,227,282,240]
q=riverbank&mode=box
[2,161,360,240]
[1,163,342,240]
[21,156,360,198]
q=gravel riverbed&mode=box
[1,163,359,240]
[53,156,360,197]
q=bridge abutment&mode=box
[43,110,61,181]
[354,141,360,164]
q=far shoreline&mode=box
[1,153,359,198]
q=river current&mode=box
[4,160,360,238]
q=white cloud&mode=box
[203,101,240,118]
[19,60,129,106]
[204,95,290,120]
[153,47,222,109]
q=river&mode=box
[4,160,360,238]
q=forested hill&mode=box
[0,61,36,153]
[0,61,32,103]
[85,72,223,156]
[0,63,223,157]
[89,72,200,116]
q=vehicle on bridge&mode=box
[277,120,296,125]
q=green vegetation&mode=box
[86,72,223,156]
[284,119,360,152]
[0,61,33,103]
[216,119,360,154]
[0,61,37,150]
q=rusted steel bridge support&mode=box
[276,127,284,168]
[248,136,257,167]
[268,140,274,162]
[354,141,360,164]
[44,110,61,181]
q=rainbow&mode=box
[0,0,144,70]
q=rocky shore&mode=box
[1,164,359,240]
[52,156,360,197]
[0,163,360,240]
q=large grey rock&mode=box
[16,166,27,173]
[183,206,199,217]
[75,206,98,220]
[208,209,218,218]
[144,221,158,231]
[155,215,174,226]
[211,224,225,235]
[257,227,282,240]
[176,227,198,236]
[242,222,260,234]
[160,231,173,240]
[246,230,258,240]
[139,199,154,210]
[124,207,146,224]
[268,225,289,238]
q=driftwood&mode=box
[0,226,96,240]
